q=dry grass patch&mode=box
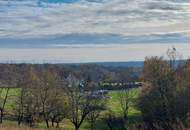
[0,125,47,130]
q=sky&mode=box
[0,0,190,63]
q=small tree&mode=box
[65,74,95,130]
[16,86,26,125]
[118,88,137,129]
[37,67,69,128]
[49,97,69,128]
[15,65,36,126]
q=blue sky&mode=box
[0,0,190,63]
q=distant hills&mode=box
[76,61,144,68]
[0,60,184,68]
[94,61,144,67]
[74,60,185,68]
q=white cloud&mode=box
[1,0,190,62]
[0,0,190,38]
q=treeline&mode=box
[0,63,140,88]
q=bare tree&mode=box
[18,65,40,127]
[16,65,33,125]
[49,99,69,128]
[37,67,67,128]
[16,86,25,125]
[118,88,137,129]
[167,46,181,68]
[65,74,95,130]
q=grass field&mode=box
[0,87,141,130]
[0,88,20,113]
[107,89,141,116]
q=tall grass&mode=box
[0,125,46,130]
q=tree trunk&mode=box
[29,115,34,127]
[45,119,49,128]
[17,114,23,125]
[0,109,3,124]
[108,123,112,130]
[18,89,24,126]
[90,121,94,130]
[56,122,59,128]
[75,125,80,130]
[108,126,112,130]
[51,119,54,127]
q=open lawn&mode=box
[107,88,141,116]
[107,88,142,123]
